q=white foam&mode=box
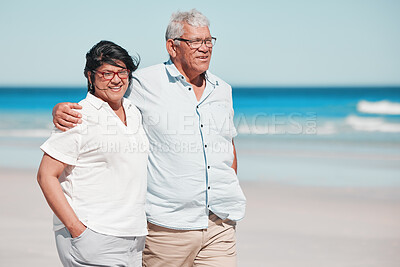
[345,115,400,133]
[236,122,318,135]
[0,129,51,137]
[357,100,400,115]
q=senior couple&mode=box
[37,9,246,267]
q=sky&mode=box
[0,0,399,87]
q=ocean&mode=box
[1,86,399,186]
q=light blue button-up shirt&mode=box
[126,60,246,230]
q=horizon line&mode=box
[1,84,400,89]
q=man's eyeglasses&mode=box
[173,37,217,49]
[93,70,130,80]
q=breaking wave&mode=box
[357,100,400,115]
[345,115,400,133]
[0,129,50,138]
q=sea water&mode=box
[1,86,399,186]
[231,87,400,186]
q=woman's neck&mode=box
[94,94,126,125]
[108,100,123,111]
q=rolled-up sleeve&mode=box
[40,126,82,166]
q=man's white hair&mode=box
[165,9,210,43]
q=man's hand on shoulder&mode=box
[52,102,83,131]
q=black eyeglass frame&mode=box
[173,37,217,49]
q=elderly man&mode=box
[53,9,246,267]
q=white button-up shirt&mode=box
[127,60,246,230]
[41,93,149,237]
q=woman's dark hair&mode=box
[84,40,140,94]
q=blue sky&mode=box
[1,0,399,87]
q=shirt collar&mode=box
[204,71,219,87]
[85,92,104,109]
[122,97,133,110]
[165,59,182,78]
[85,92,132,110]
[164,59,219,86]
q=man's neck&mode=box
[171,60,204,86]
[192,74,206,101]
[171,60,207,101]
[186,72,204,87]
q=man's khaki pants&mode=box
[143,213,237,267]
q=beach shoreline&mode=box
[1,168,399,266]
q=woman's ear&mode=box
[88,72,94,88]
[87,72,95,93]
[87,72,92,85]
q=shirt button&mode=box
[188,88,192,91]
[208,186,211,189]
[205,144,207,148]
[207,166,210,169]
[196,105,199,109]
[201,124,203,127]
[207,205,210,208]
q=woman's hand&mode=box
[68,221,87,238]
[52,102,83,131]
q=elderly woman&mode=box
[37,40,148,267]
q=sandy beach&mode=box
[1,168,399,267]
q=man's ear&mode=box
[166,39,177,58]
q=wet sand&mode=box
[1,168,399,266]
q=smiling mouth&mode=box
[109,85,123,92]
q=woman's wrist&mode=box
[67,220,87,238]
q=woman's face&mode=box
[90,61,129,105]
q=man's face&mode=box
[173,23,213,79]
